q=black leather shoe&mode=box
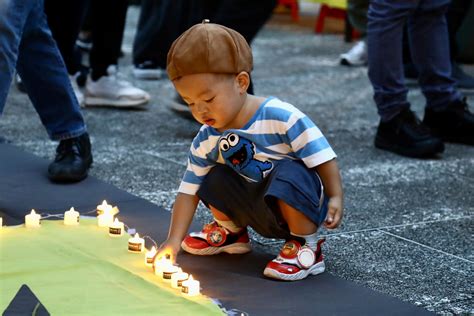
[48,133,93,182]
[424,98,474,145]
[375,109,444,158]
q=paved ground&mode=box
[1,5,473,315]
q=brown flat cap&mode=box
[167,20,253,81]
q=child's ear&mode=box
[235,71,250,94]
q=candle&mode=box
[108,218,124,237]
[25,209,41,228]
[171,269,189,289]
[145,246,157,266]
[97,212,114,227]
[96,200,113,215]
[153,257,167,276]
[162,264,179,282]
[181,275,200,296]
[128,233,145,253]
[64,207,80,226]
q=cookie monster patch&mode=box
[219,133,273,182]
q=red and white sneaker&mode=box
[263,239,326,281]
[181,221,252,255]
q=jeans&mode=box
[367,0,461,122]
[0,0,86,140]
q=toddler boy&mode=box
[158,21,343,281]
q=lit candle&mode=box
[96,200,113,215]
[181,275,200,296]
[108,218,124,237]
[97,212,114,227]
[128,233,145,253]
[162,264,179,282]
[25,209,41,228]
[171,268,189,289]
[64,207,80,226]
[153,257,167,276]
[145,246,157,266]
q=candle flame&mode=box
[113,218,119,224]
[30,209,36,215]
[102,200,108,205]
[188,275,194,281]
[134,233,140,238]
[69,207,75,212]
[150,246,156,252]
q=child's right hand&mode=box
[155,238,182,264]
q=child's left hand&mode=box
[324,196,343,229]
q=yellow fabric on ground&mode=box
[0,218,223,315]
[306,0,347,9]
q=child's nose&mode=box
[196,102,207,113]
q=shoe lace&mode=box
[55,138,81,161]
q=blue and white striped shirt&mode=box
[179,97,337,195]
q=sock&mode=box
[291,231,318,250]
[214,218,242,233]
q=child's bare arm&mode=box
[314,159,344,229]
[156,192,200,261]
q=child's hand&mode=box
[324,196,343,229]
[154,238,182,264]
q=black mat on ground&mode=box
[2,284,50,316]
[0,144,433,315]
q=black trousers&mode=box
[44,0,89,75]
[133,0,277,89]
[45,0,128,79]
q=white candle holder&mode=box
[182,275,200,296]
[145,246,157,266]
[108,218,124,237]
[128,233,145,253]
[25,209,41,228]
[171,269,189,289]
[64,207,80,226]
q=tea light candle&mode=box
[145,246,157,266]
[96,200,113,215]
[64,207,80,226]
[97,212,114,227]
[162,264,180,282]
[108,218,124,237]
[128,233,145,253]
[153,257,167,276]
[171,269,189,289]
[182,275,200,296]
[25,209,41,228]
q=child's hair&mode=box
[167,20,253,81]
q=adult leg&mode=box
[16,2,86,140]
[44,0,88,76]
[408,2,459,111]
[367,0,444,157]
[0,0,31,113]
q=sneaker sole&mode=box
[132,69,164,80]
[340,58,367,67]
[84,97,149,108]
[181,242,251,256]
[263,261,325,281]
[374,136,444,158]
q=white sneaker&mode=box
[85,65,150,108]
[340,40,367,66]
[69,72,84,106]
[133,61,166,80]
